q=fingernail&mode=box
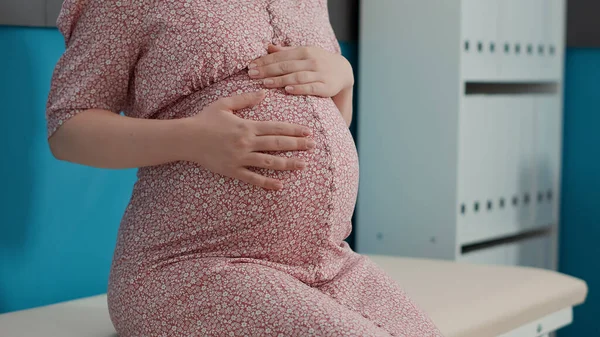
[307,141,316,149]
[296,162,306,169]
[302,128,312,136]
[248,63,257,69]
[285,86,294,92]
[248,69,259,76]
[274,182,284,190]
[263,79,274,85]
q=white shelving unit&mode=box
[356,0,566,271]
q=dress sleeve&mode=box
[46,0,144,138]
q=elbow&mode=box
[48,136,64,161]
[48,131,69,162]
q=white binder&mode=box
[458,95,483,244]
[502,96,520,235]
[548,0,565,80]
[461,0,499,80]
[461,244,508,265]
[517,95,536,231]
[505,235,551,268]
[524,0,545,80]
[493,96,511,234]
[497,0,520,80]
[541,0,554,80]
[534,94,561,227]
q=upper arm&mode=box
[46,0,145,138]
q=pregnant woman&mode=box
[47,1,442,336]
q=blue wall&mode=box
[558,48,600,336]
[0,26,137,313]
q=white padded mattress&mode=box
[0,256,587,337]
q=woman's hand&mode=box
[181,91,315,190]
[248,45,354,98]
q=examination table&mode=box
[0,256,588,337]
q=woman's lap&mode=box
[109,256,441,337]
[317,255,442,336]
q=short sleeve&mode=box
[46,0,144,138]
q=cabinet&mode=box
[356,0,565,270]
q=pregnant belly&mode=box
[117,73,359,267]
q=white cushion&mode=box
[0,295,114,337]
[0,256,587,337]
[369,256,588,337]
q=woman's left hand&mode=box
[248,45,354,98]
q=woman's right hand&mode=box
[180,90,314,190]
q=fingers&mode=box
[250,46,310,68]
[252,120,312,137]
[217,90,265,111]
[262,71,320,88]
[235,169,284,190]
[252,135,316,152]
[249,59,316,79]
[267,44,294,53]
[243,153,307,171]
[284,82,327,96]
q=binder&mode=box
[494,96,511,234]
[524,0,545,80]
[483,0,500,80]
[457,95,482,244]
[541,0,554,80]
[548,0,565,80]
[497,0,520,80]
[456,97,471,238]
[484,96,500,234]
[504,96,521,234]
[534,95,561,227]
[517,95,536,231]
[506,236,550,268]
[480,96,494,236]
[461,244,508,265]
[461,0,498,80]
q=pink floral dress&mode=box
[46,1,442,336]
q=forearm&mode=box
[333,86,353,127]
[49,109,188,169]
